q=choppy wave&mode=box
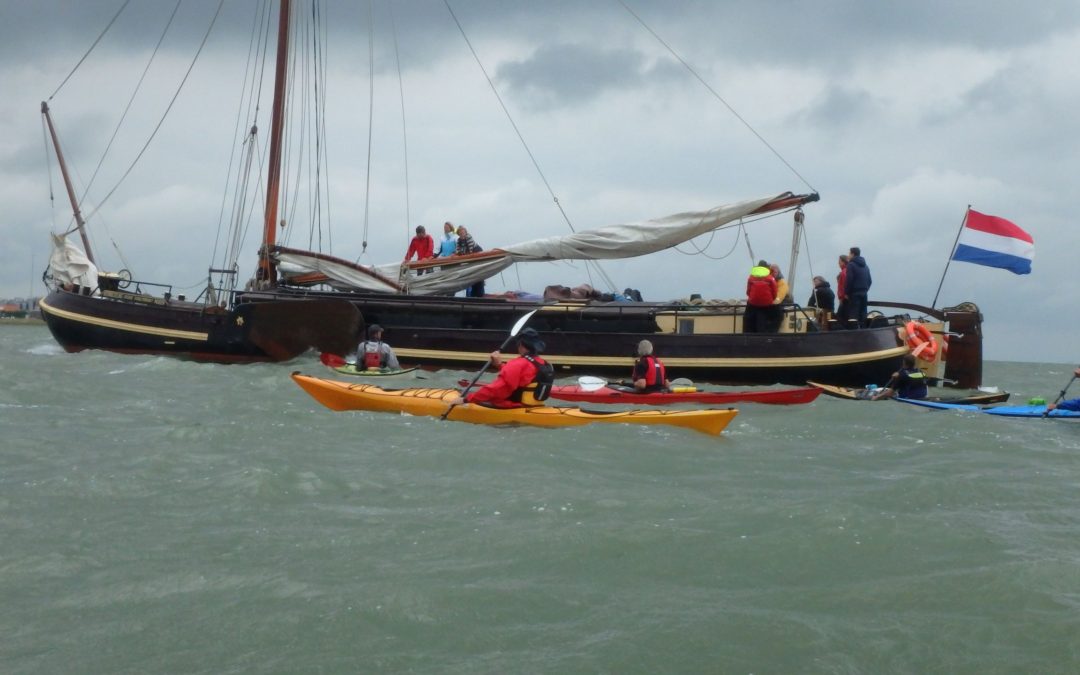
[3,325,1080,673]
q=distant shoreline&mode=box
[0,317,45,326]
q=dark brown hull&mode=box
[40,286,982,388]
[39,288,361,363]
[280,289,913,386]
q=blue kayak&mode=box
[897,398,1080,418]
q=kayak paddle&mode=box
[577,375,695,393]
[442,309,539,420]
[320,352,348,368]
[1043,368,1078,418]
[578,376,608,392]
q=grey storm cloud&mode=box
[5,0,1080,361]
[495,43,685,109]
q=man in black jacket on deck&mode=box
[844,247,872,328]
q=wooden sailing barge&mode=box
[38,0,985,387]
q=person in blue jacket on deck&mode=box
[435,222,458,258]
[1047,368,1080,411]
[844,246,872,328]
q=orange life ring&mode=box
[905,321,938,362]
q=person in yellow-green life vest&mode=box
[743,261,776,334]
[872,353,928,400]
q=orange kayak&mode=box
[291,373,738,436]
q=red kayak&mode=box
[456,379,821,406]
[550,383,821,406]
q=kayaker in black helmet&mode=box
[356,324,400,371]
[448,328,554,408]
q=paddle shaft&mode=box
[463,334,520,397]
[1043,370,1077,418]
[441,335,519,420]
[870,375,897,401]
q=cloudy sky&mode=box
[2,0,1078,363]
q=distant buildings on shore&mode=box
[0,297,41,319]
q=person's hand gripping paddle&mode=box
[1043,366,1079,418]
[441,310,538,420]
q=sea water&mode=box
[2,325,1079,673]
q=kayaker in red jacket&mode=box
[449,328,554,408]
[632,339,671,392]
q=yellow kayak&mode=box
[291,373,737,436]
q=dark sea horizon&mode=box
[3,325,1079,674]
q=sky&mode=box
[1,0,1078,363]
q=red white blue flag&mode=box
[952,209,1033,275]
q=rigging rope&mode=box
[673,221,743,261]
[212,0,270,284]
[616,0,817,195]
[389,2,412,244]
[83,0,227,223]
[443,0,620,291]
[315,0,333,255]
[48,0,132,100]
[77,0,182,221]
[800,210,815,279]
[40,116,57,232]
[359,0,375,255]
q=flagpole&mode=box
[930,205,971,309]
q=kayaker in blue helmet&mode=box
[449,328,554,408]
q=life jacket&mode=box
[746,269,777,307]
[638,355,666,391]
[361,341,383,369]
[509,354,554,406]
[897,368,928,399]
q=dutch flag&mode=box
[951,209,1034,275]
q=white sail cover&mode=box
[273,193,787,295]
[501,194,784,261]
[48,233,100,295]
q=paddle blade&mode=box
[578,376,608,392]
[510,309,539,337]
[320,352,347,368]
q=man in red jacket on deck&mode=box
[743,261,777,333]
[403,225,434,271]
[448,328,554,409]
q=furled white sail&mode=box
[48,234,100,295]
[501,194,783,261]
[273,194,787,295]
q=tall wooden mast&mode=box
[40,101,96,265]
[258,0,291,286]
